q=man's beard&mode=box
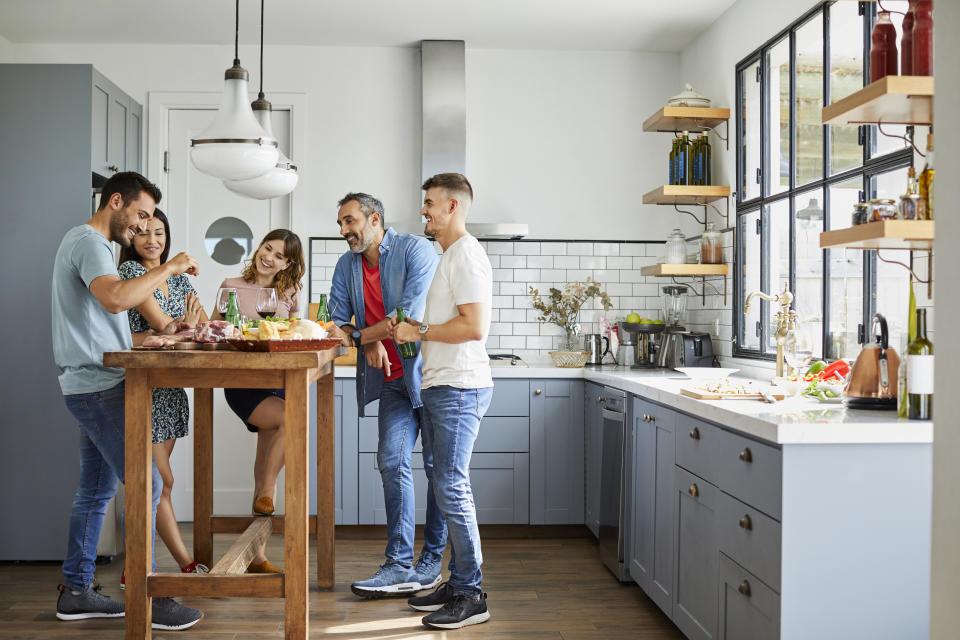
[109,210,133,246]
[346,223,375,254]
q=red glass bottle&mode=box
[912,0,933,76]
[901,1,916,75]
[870,11,899,83]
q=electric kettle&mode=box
[844,313,899,409]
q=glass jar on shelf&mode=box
[664,229,687,264]
[851,202,870,226]
[700,222,723,264]
[868,198,897,222]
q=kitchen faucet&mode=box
[744,283,797,377]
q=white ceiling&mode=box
[0,0,738,52]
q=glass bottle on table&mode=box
[395,307,418,359]
[316,293,330,323]
[225,290,241,327]
[907,308,933,420]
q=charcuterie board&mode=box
[680,387,785,401]
[227,338,342,352]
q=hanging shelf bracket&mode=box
[877,249,933,300]
[670,275,727,305]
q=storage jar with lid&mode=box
[852,202,870,225]
[665,229,687,264]
[700,222,723,264]
[868,198,897,222]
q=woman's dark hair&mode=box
[241,229,305,300]
[118,208,172,266]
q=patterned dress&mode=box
[118,260,195,443]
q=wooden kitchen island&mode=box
[103,347,342,640]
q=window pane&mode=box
[740,209,762,351]
[794,190,824,357]
[870,2,911,159]
[766,38,791,196]
[872,167,912,347]
[827,177,865,360]
[796,14,823,187]
[766,198,791,352]
[740,61,762,201]
[829,0,865,175]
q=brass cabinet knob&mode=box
[739,447,753,463]
[108,164,119,173]
[648,414,656,422]
[738,580,752,597]
[689,427,701,440]
[535,389,542,396]
[739,515,753,531]
[597,396,603,403]
[642,414,650,422]
[688,484,699,497]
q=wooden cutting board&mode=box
[681,387,786,400]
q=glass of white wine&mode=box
[783,326,814,375]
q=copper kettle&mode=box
[844,313,899,408]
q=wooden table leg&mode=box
[124,369,153,639]
[285,370,309,640]
[193,388,214,567]
[316,370,335,590]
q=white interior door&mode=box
[165,107,292,518]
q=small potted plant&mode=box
[529,278,613,367]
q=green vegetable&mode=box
[806,361,827,376]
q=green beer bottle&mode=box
[225,291,241,327]
[395,307,418,359]
[316,294,330,323]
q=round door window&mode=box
[205,217,253,265]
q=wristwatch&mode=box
[418,323,430,341]
[350,329,362,347]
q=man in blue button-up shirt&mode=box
[329,192,446,598]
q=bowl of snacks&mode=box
[772,376,806,396]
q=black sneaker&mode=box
[407,581,454,612]
[151,597,203,631]
[56,584,125,620]
[422,593,490,629]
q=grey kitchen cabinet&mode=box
[584,382,603,538]
[673,465,719,640]
[530,379,584,525]
[717,553,779,640]
[308,379,357,525]
[92,68,142,177]
[630,397,675,618]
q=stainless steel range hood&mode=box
[394,40,528,241]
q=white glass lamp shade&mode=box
[190,66,279,181]
[223,104,298,199]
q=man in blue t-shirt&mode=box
[51,171,203,631]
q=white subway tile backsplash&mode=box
[632,256,658,269]
[500,255,526,268]
[539,242,567,255]
[492,269,514,282]
[489,322,513,336]
[500,309,527,322]
[567,243,594,256]
[593,243,620,256]
[606,256,633,269]
[540,269,567,281]
[513,323,540,336]
[313,253,340,267]
[565,269,591,281]
[527,255,554,269]
[619,243,651,256]
[500,336,526,349]
[526,336,554,349]
[486,242,513,255]
[514,242,541,256]
[487,255,501,269]
[592,269,620,283]
[514,269,540,281]
[499,282,526,296]
[580,256,606,270]
[554,255,580,269]
[325,240,345,253]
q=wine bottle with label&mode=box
[907,308,933,420]
[395,307,418,359]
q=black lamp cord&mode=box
[259,0,265,97]
[233,0,240,67]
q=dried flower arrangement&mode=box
[528,278,613,331]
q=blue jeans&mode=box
[378,378,447,566]
[420,385,493,596]
[62,382,162,591]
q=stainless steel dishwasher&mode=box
[598,386,630,581]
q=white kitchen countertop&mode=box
[334,362,933,445]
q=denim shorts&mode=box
[223,388,285,432]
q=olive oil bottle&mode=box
[678,131,692,185]
[669,137,678,185]
[918,134,934,219]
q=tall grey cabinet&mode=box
[0,64,142,560]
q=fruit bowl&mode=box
[620,321,666,334]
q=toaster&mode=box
[658,331,715,369]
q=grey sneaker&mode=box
[151,597,203,631]
[56,584,125,620]
[350,562,420,599]
[414,554,442,590]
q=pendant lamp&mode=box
[223,0,299,199]
[190,0,278,181]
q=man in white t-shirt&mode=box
[392,173,493,630]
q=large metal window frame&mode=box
[734,1,913,361]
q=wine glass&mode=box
[783,327,814,376]
[216,287,237,315]
[256,288,279,320]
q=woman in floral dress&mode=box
[117,209,208,585]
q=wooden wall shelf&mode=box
[821,75,934,126]
[819,220,934,250]
[642,106,730,133]
[640,264,729,277]
[643,185,731,205]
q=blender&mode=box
[656,286,689,368]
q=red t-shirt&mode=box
[362,258,404,382]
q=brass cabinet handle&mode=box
[689,427,701,440]
[739,447,753,463]
[535,389,542,395]
[739,514,753,531]
[108,164,119,173]
[597,396,603,403]
[688,484,699,497]
[648,414,656,422]
[642,414,649,422]
[738,580,751,597]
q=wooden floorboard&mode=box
[0,525,683,639]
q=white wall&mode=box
[931,1,960,636]
[0,41,682,242]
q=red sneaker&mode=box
[181,561,210,574]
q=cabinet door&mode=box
[91,74,111,176]
[630,403,655,593]
[584,383,603,538]
[718,553,780,640]
[648,403,676,618]
[310,379,357,525]
[126,103,142,173]
[108,94,128,174]
[674,465,719,640]
[530,380,584,525]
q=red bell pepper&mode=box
[819,359,850,381]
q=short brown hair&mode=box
[98,171,162,211]
[422,173,473,205]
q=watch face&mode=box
[419,324,429,334]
